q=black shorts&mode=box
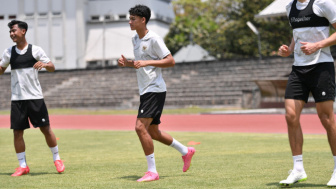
[285,62,335,103]
[137,92,166,125]
[11,99,50,130]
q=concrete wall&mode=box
[0,0,174,69]
[0,0,87,70]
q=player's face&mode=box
[9,24,25,42]
[129,15,145,30]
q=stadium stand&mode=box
[0,57,295,109]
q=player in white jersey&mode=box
[118,5,196,182]
[278,0,336,186]
[0,20,64,176]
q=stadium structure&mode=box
[0,0,174,69]
[0,0,321,110]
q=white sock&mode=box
[146,153,157,173]
[50,145,61,162]
[16,152,27,168]
[170,138,188,156]
[333,156,336,171]
[293,155,304,172]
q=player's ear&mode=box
[21,28,26,35]
[142,17,146,24]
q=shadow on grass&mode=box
[266,182,326,188]
[118,175,139,181]
[0,172,61,176]
[118,175,168,181]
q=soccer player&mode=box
[118,5,196,182]
[0,20,64,176]
[278,0,336,187]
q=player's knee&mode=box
[285,112,298,125]
[318,113,334,128]
[40,125,52,135]
[135,123,146,134]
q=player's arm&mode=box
[0,66,7,75]
[33,61,55,72]
[0,48,10,74]
[278,38,294,57]
[134,54,175,69]
[300,23,336,55]
[32,45,55,72]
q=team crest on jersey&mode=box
[142,46,147,51]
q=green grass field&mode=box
[0,128,334,189]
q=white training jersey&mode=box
[132,30,171,95]
[0,44,50,101]
[286,0,336,66]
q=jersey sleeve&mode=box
[0,48,11,68]
[32,45,51,64]
[315,0,336,24]
[152,37,170,60]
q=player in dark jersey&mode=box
[278,0,336,186]
[0,20,64,176]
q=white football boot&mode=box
[279,169,307,187]
[327,170,336,187]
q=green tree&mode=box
[165,0,292,59]
[165,0,227,58]
[224,0,292,58]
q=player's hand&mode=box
[118,55,127,67]
[134,60,146,69]
[278,45,292,57]
[33,61,45,71]
[300,42,319,55]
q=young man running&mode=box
[118,5,195,182]
[0,20,64,176]
[278,0,336,187]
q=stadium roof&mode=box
[173,44,216,63]
[255,0,291,18]
[256,0,336,18]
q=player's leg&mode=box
[39,125,64,173]
[311,62,336,186]
[148,124,195,172]
[12,129,30,176]
[279,99,307,186]
[147,124,173,145]
[285,99,305,157]
[135,117,159,182]
[135,117,154,155]
[40,125,57,147]
[13,129,25,153]
[316,101,336,186]
[316,100,336,155]
[11,101,30,177]
[29,99,64,173]
[279,66,309,186]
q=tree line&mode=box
[165,0,292,59]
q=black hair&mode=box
[129,4,151,24]
[8,20,28,32]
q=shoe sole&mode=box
[137,177,159,182]
[11,168,30,177]
[279,177,307,188]
[56,167,65,173]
